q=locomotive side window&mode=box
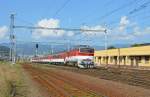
[80,48,94,53]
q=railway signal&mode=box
[35,43,39,57]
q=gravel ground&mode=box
[43,64,150,89]
[23,63,150,97]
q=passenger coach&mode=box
[31,45,95,68]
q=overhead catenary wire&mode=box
[89,0,140,24]
[82,0,147,27]
[129,0,150,15]
[85,0,149,33]
[106,0,150,27]
[101,0,139,20]
[14,25,107,48]
[13,25,106,32]
[72,0,142,34]
[79,0,115,24]
[53,0,71,18]
[15,18,105,45]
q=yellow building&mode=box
[94,46,150,67]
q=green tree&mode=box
[131,44,142,47]
[108,46,116,49]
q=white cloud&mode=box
[38,18,59,28]
[67,31,74,37]
[144,27,150,34]
[32,18,65,39]
[118,16,130,32]
[0,26,8,39]
[133,26,141,36]
[32,18,77,39]
[108,16,135,40]
[133,26,150,36]
[112,33,134,40]
[76,16,134,41]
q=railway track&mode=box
[24,66,72,97]
[97,69,150,89]
[23,64,150,97]
[45,64,150,89]
[23,64,103,97]
[36,76,71,97]
[36,68,105,97]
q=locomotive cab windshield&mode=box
[79,47,94,53]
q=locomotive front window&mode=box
[80,48,94,53]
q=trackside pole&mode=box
[10,14,16,64]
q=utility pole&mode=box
[104,29,107,51]
[10,14,16,64]
[104,29,108,65]
[118,48,120,68]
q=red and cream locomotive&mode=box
[31,45,95,68]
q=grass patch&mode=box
[0,61,27,97]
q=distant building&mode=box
[0,45,10,61]
[94,46,150,68]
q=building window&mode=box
[145,56,149,64]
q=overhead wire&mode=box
[129,0,150,15]
[108,0,150,25]
[85,0,140,26]
[99,0,139,21]
[75,0,141,38]
[79,0,115,25]
[53,0,71,18]
[91,0,149,31]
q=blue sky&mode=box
[0,0,150,46]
